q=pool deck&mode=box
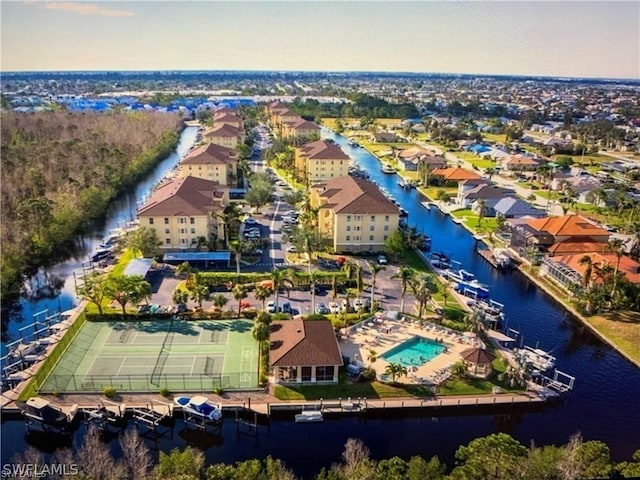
[340,315,483,385]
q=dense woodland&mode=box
[0,111,183,303]
[8,429,640,480]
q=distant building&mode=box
[281,117,321,142]
[432,167,482,184]
[213,112,243,129]
[179,143,238,186]
[457,180,515,208]
[311,176,400,253]
[295,139,351,185]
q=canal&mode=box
[1,126,638,477]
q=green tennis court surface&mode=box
[38,319,258,393]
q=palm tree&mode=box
[355,263,364,293]
[367,261,386,313]
[384,362,407,383]
[232,284,248,317]
[269,268,288,311]
[253,285,272,311]
[465,308,486,334]
[189,283,211,316]
[476,199,488,227]
[578,255,593,288]
[216,204,242,248]
[367,349,377,367]
[213,293,228,311]
[411,273,438,318]
[391,266,416,314]
[175,261,196,288]
[606,238,625,303]
[451,361,467,379]
[252,321,270,353]
[229,240,243,278]
[342,261,356,283]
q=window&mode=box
[148,218,154,225]
[346,235,351,241]
[369,235,374,241]
[346,226,351,232]
[180,228,187,234]
[164,218,169,225]
[384,225,389,231]
[355,215,362,221]
[370,225,375,231]
[370,215,376,222]
[385,215,390,222]
[165,228,170,234]
[355,226,361,231]
[165,238,170,244]
[179,217,186,224]
[384,235,388,241]
[316,365,334,382]
[190,218,195,224]
[180,238,187,244]
[346,215,351,222]
[190,228,196,234]
[301,366,312,382]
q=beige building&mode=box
[281,118,321,142]
[311,176,400,253]
[213,112,243,129]
[203,124,245,149]
[295,140,351,185]
[137,176,226,250]
[179,143,238,186]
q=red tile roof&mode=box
[553,252,640,284]
[299,140,350,160]
[527,215,609,238]
[432,167,482,181]
[270,319,343,367]
[315,176,400,214]
[181,143,238,165]
[137,176,221,217]
[204,124,243,138]
[548,240,610,256]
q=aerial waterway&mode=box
[0,126,638,476]
[0,126,199,354]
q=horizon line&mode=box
[2,68,639,83]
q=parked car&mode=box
[377,255,388,265]
[244,217,258,224]
[267,301,278,313]
[282,302,292,314]
[316,303,329,314]
[341,299,349,312]
[286,245,297,253]
[328,302,340,314]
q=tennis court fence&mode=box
[35,371,260,394]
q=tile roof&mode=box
[204,124,243,138]
[285,118,321,131]
[504,154,543,166]
[299,140,350,160]
[269,319,343,367]
[137,176,221,217]
[181,143,238,165]
[548,240,610,255]
[432,167,482,181]
[492,197,544,217]
[213,113,242,123]
[555,252,640,284]
[527,214,610,238]
[314,176,400,214]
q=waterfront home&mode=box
[179,143,238,186]
[541,252,640,292]
[396,146,446,171]
[498,154,544,173]
[488,197,546,219]
[203,124,245,149]
[294,139,351,185]
[457,180,515,208]
[311,176,400,253]
[431,167,482,185]
[270,319,342,384]
[137,176,225,250]
[508,214,610,258]
[551,175,604,204]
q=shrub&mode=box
[159,387,170,397]
[443,307,465,322]
[213,387,224,396]
[103,387,117,399]
[361,367,377,382]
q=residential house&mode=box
[499,154,544,173]
[396,146,446,172]
[311,176,400,253]
[295,139,351,185]
[509,214,610,258]
[371,132,400,143]
[457,180,515,208]
[137,176,226,250]
[541,252,640,292]
[432,167,482,185]
[270,319,342,384]
[489,197,546,218]
[203,124,245,149]
[551,175,603,204]
[179,143,238,186]
[281,117,321,142]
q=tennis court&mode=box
[37,318,259,393]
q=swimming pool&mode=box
[382,336,446,367]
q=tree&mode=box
[125,227,161,258]
[75,425,126,480]
[606,238,625,303]
[155,447,204,480]
[391,266,416,313]
[172,287,189,308]
[578,255,593,288]
[217,204,242,249]
[368,261,386,313]
[476,199,488,227]
[451,360,467,379]
[465,308,486,333]
[213,293,228,311]
[410,273,438,318]
[253,285,272,311]
[384,362,408,383]
[105,274,151,317]
[188,276,210,314]
[451,433,528,480]
[384,230,407,261]
[229,240,244,277]
[406,455,446,480]
[245,172,275,213]
[119,428,152,480]
[76,271,109,315]
[338,438,376,480]
[367,348,377,366]
[232,284,248,317]
[252,321,270,359]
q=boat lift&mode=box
[132,400,173,440]
[82,399,126,433]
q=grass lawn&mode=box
[450,209,500,235]
[586,312,640,365]
[482,133,507,144]
[417,186,458,202]
[455,152,496,170]
[272,166,305,191]
[274,380,434,400]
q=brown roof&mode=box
[285,118,320,131]
[460,348,495,364]
[137,176,221,217]
[398,146,437,159]
[181,143,238,165]
[315,176,400,215]
[432,167,482,181]
[269,319,343,367]
[527,215,610,238]
[548,240,610,256]
[273,107,298,118]
[299,140,350,160]
[504,154,542,166]
[204,124,243,138]
[213,113,242,123]
[213,106,236,115]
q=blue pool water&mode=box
[382,336,445,367]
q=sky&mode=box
[1,1,639,79]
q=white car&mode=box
[267,301,277,313]
[377,255,388,265]
[286,245,297,253]
[341,299,349,312]
[353,298,364,312]
[328,302,340,314]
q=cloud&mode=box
[39,2,134,17]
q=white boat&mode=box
[175,396,222,423]
[295,410,323,423]
[493,248,512,269]
[22,397,77,433]
[381,164,395,174]
[514,346,556,374]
